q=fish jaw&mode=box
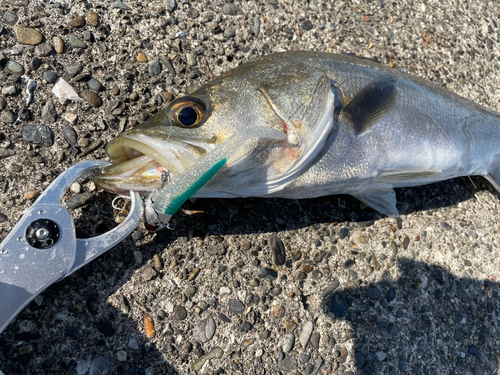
[94,131,216,194]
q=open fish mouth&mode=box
[94,132,216,194]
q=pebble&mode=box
[259,267,278,280]
[68,16,85,27]
[239,321,252,332]
[0,97,6,110]
[4,61,24,76]
[66,192,95,209]
[255,348,263,357]
[223,28,236,39]
[301,20,314,31]
[24,191,39,199]
[186,53,197,66]
[112,1,130,10]
[222,3,241,15]
[300,353,311,364]
[89,356,110,375]
[386,287,396,302]
[69,35,87,49]
[53,37,64,54]
[299,321,313,349]
[77,138,90,148]
[134,251,142,264]
[174,305,187,320]
[153,254,163,271]
[3,11,18,25]
[148,60,162,76]
[271,305,285,318]
[277,357,297,372]
[22,124,54,146]
[253,16,260,36]
[338,227,349,239]
[43,71,58,83]
[137,53,148,62]
[193,316,216,343]
[192,347,223,372]
[468,344,482,359]
[327,294,347,317]
[14,26,43,45]
[141,265,156,281]
[186,8,199,18]
[128,338,139,350]
[87,11,99,26]
[41,100,57,122]
[375,351,387,361]
[81,90,102,107]
[63,126,78,145]
[0,110,16,123]
[116,350,127,361]
[228,299,245,313]
[282,333,295,352]
[87,78,103,92]
[311,356,323,375]
[270,236,286,265]
[310,332,320,350]
[366,287,381,300]
[65,64,82,77]
[30,57,42,71]
[355,351,365,367]
[70,183,81,194]
[165,0,176,12]
[0,213,7,223]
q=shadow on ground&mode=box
[323,258,500,375]
[0,176,497,374]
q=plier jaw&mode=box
[0,160,143,335]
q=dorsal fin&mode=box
[343,75,398,135]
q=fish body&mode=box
[95,51,500,216]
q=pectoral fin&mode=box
[343,75,398,135]
[352,188,399,217]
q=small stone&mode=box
[376,351,387,361]
[112,1,130,10]
[153,254,163,271]
[134,251,143,264]
[69,35,87,49]
[186,53,197,67]
[468,344,482,359]
[137,53,148,62]
[87,11,99,26]
[63,112,77,124]
[3,11,18,25]
[228,299,245,314]
[270,236,286,265]
[185,286,196,297]
[68,16,85,27]
[277,357,297,372]
[43,71,58,83]
[41,100,57,122]
[311,356,323,375]
[22,124,54,146]
[53,37,64,54]
[165,0,176,12]
[0,97,6,110]
[81,90,102,107]
[0,110,16,123]
[300,353,311,364]
[141,265,156,281]
[14,26,43,45]
[30,57,42,71]
[222,3,240,15]
[24,190,39,199]
[144,314,156,338]
[63,126,78,145]
[64,64,82,77]
[5,60,24,75]
[89,356,110,375]
[148,60,162,76]
[193,316,216,343]
[116,350,127,361]
[66,192,95,209]
[355,352,365,367]
[299,321,313,349]
[386,287,396,302]
[366,287,381,300]
[192,347,223,372]
[87,78,103,92]
[186,8,199,18]
[223,28,236,39]
[259,267,278,280]
[187,267,200,281]
[239,321,252,332]
[174,305,187,320]
[0,213,7,223]
[253,16,260,36]
[77,138,90,148]
[310,332,320,350]
[271,305,285,318]
[282,333,295,353]
[301,20,314,31]
[128,338,139,350]
[70,183,81,194]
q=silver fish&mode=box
[95,51,500,217]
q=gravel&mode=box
[1,0,500,374]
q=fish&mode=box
[94,51,500,217]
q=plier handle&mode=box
[0,160,142,334]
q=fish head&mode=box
[95,58,336,195]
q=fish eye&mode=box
[168,97,208,128]
[177,106,198,126]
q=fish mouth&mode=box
[95,132,216,194]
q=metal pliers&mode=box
[0,160,143,335]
